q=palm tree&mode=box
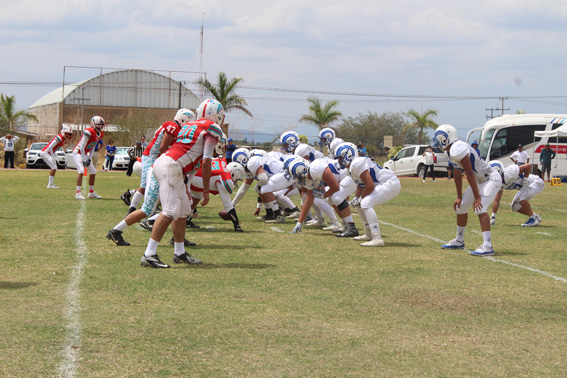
[299,96,342,130]
[0,94,37,132]
[197,72,253,119]
[404,108,439,144]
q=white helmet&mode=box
[282,154,300,180]
[334,142,358,169]
[175,108,196,125]
[433,124,459,150]
[61,126,73,137]
[226,162,246,182]
[232,148,250,166]
[288,157,310,185]
[294,144,314,161]
[279,131,300,153]
[489,160,504,176]
[196,99,225,125]
[503,165,520,185]
[319,128,335,146]
[329,137,344,155]
[91,116,105,130]
[250,149,268,158]
[215,133,228,156]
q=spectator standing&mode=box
[104,139,117,171]
[226,138,237,163]
[471,141,480,156]
[510,144,529,165]
[357,141,367,157]
[539,143,556,182]
[126,141,144,176]
[140,135,148,149]
[1,134,20,168]
[92,139,103,169]
[422,145,436,182]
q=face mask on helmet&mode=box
[197,99,225,125]
[335,143,358,169]
[214,133,228,157]
[289,158,309,186]
[280,131,299,153]
[226,162,246,182]
[232,148,250,166]
[91,116,105,130]
[433,124,458,150]
[175,108,196,125]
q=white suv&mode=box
[383,145,449,177]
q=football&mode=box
[218,210,231,221]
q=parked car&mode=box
[25,142,66,169]
[383,145,449,177]
[111,147,131,170]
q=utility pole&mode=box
[485,97,510,119]
[199,13,205,101]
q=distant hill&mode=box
[228,129,279,144]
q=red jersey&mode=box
[165,119,223,174]
[41,133,66,154]
[190,158,233,195]
[74,127,103,154]
[143,121,181,158]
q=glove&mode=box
[312,188,325,198]
[350,196,360,207]
[290,222,302,234]
[84,159,91,167]
[522,177,529,187]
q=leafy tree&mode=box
[197,72,253,121]
[299,134,309,144]
[0,93,37,133]
[404,108,438,144]
[299,96,342,130]
[334,111,418,157]
[112,110,158,146]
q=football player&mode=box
[489,161,544,227]
[72,116,105,199]
[433,124,502,256]
[40,126,73,188]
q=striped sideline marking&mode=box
[58,200,88,377]
[379,220,567,283]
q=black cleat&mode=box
[186,219,200,229]
[170,237,196,247]
[120,189,132,206]
[336,223,359,238]
[140,219,153,231]
[140,254,170,268]
[234,224,243,233]
[173,253,202,265]
[106,229,130,246]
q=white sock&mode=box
[144,238,159,257]
[491,213,496,219]
[343,215,354,223]
[456,226,466,242]
[114,220,128,232]
[174,242,185,256]
[482,231,492,247]
[76,186,82,193]
[49,176,54,185]
[130,191,144,209]
[89,185,94,193]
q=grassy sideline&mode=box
[1,168,566,377]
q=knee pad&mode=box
[337,200,349,211]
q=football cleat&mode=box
[490,216,496,226]
[521,216,540,227]
[140,219,153,231]
[354,232,372,241]
[75,192,85,200]
[285,210,301,219]
[140,254,170,268]
[265,215,286,224]
[169,237,196,247]
[361,235,385,247]
[470,244,494,256]
[441,239,465,249]
[234,224,243,232]
[120,189,132,206]
[47,184,60,189]
[323,223,342,231]
[106,229,130,246]
[336,223,359,237]
[88,191,102,199]
[186,219,200,229]
[306,218,326,227]
[534,214,542,222]
[173,253,202,265]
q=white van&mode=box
[466,114,567,177]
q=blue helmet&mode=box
[334,142,358,169]
[319,128,335,146]
[288,157,309,186]
[232,148,250,167]
[280,131,300,153]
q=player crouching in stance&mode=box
[336,143,400,246]
[489,161,544,227]
[140,99,224,268]
[40,126,73,188]
[433,124,502,256]
[73,116,105,199]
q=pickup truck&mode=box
[382,145,449,177]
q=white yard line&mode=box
[379,220,567,283]
[58,200,87,377]
[270,227,285,233]
[536,232,552,236]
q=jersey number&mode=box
[178,125,198,143]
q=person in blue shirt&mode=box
[471,141,480,156]
[357,141,367,157]
[226,138,237,163]
[104,139,117,171]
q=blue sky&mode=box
[2,0,567,142]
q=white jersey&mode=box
[501,165,526,190]
[348,157,396,188]
[267,150,285,162]
[447,140,493,183]
[309,158,346,187]
[295,143,325,162]
[247,156,284,179]
[511,150,529,164]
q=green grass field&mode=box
[1,169,566,377]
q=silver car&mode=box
[25,142,66,169]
